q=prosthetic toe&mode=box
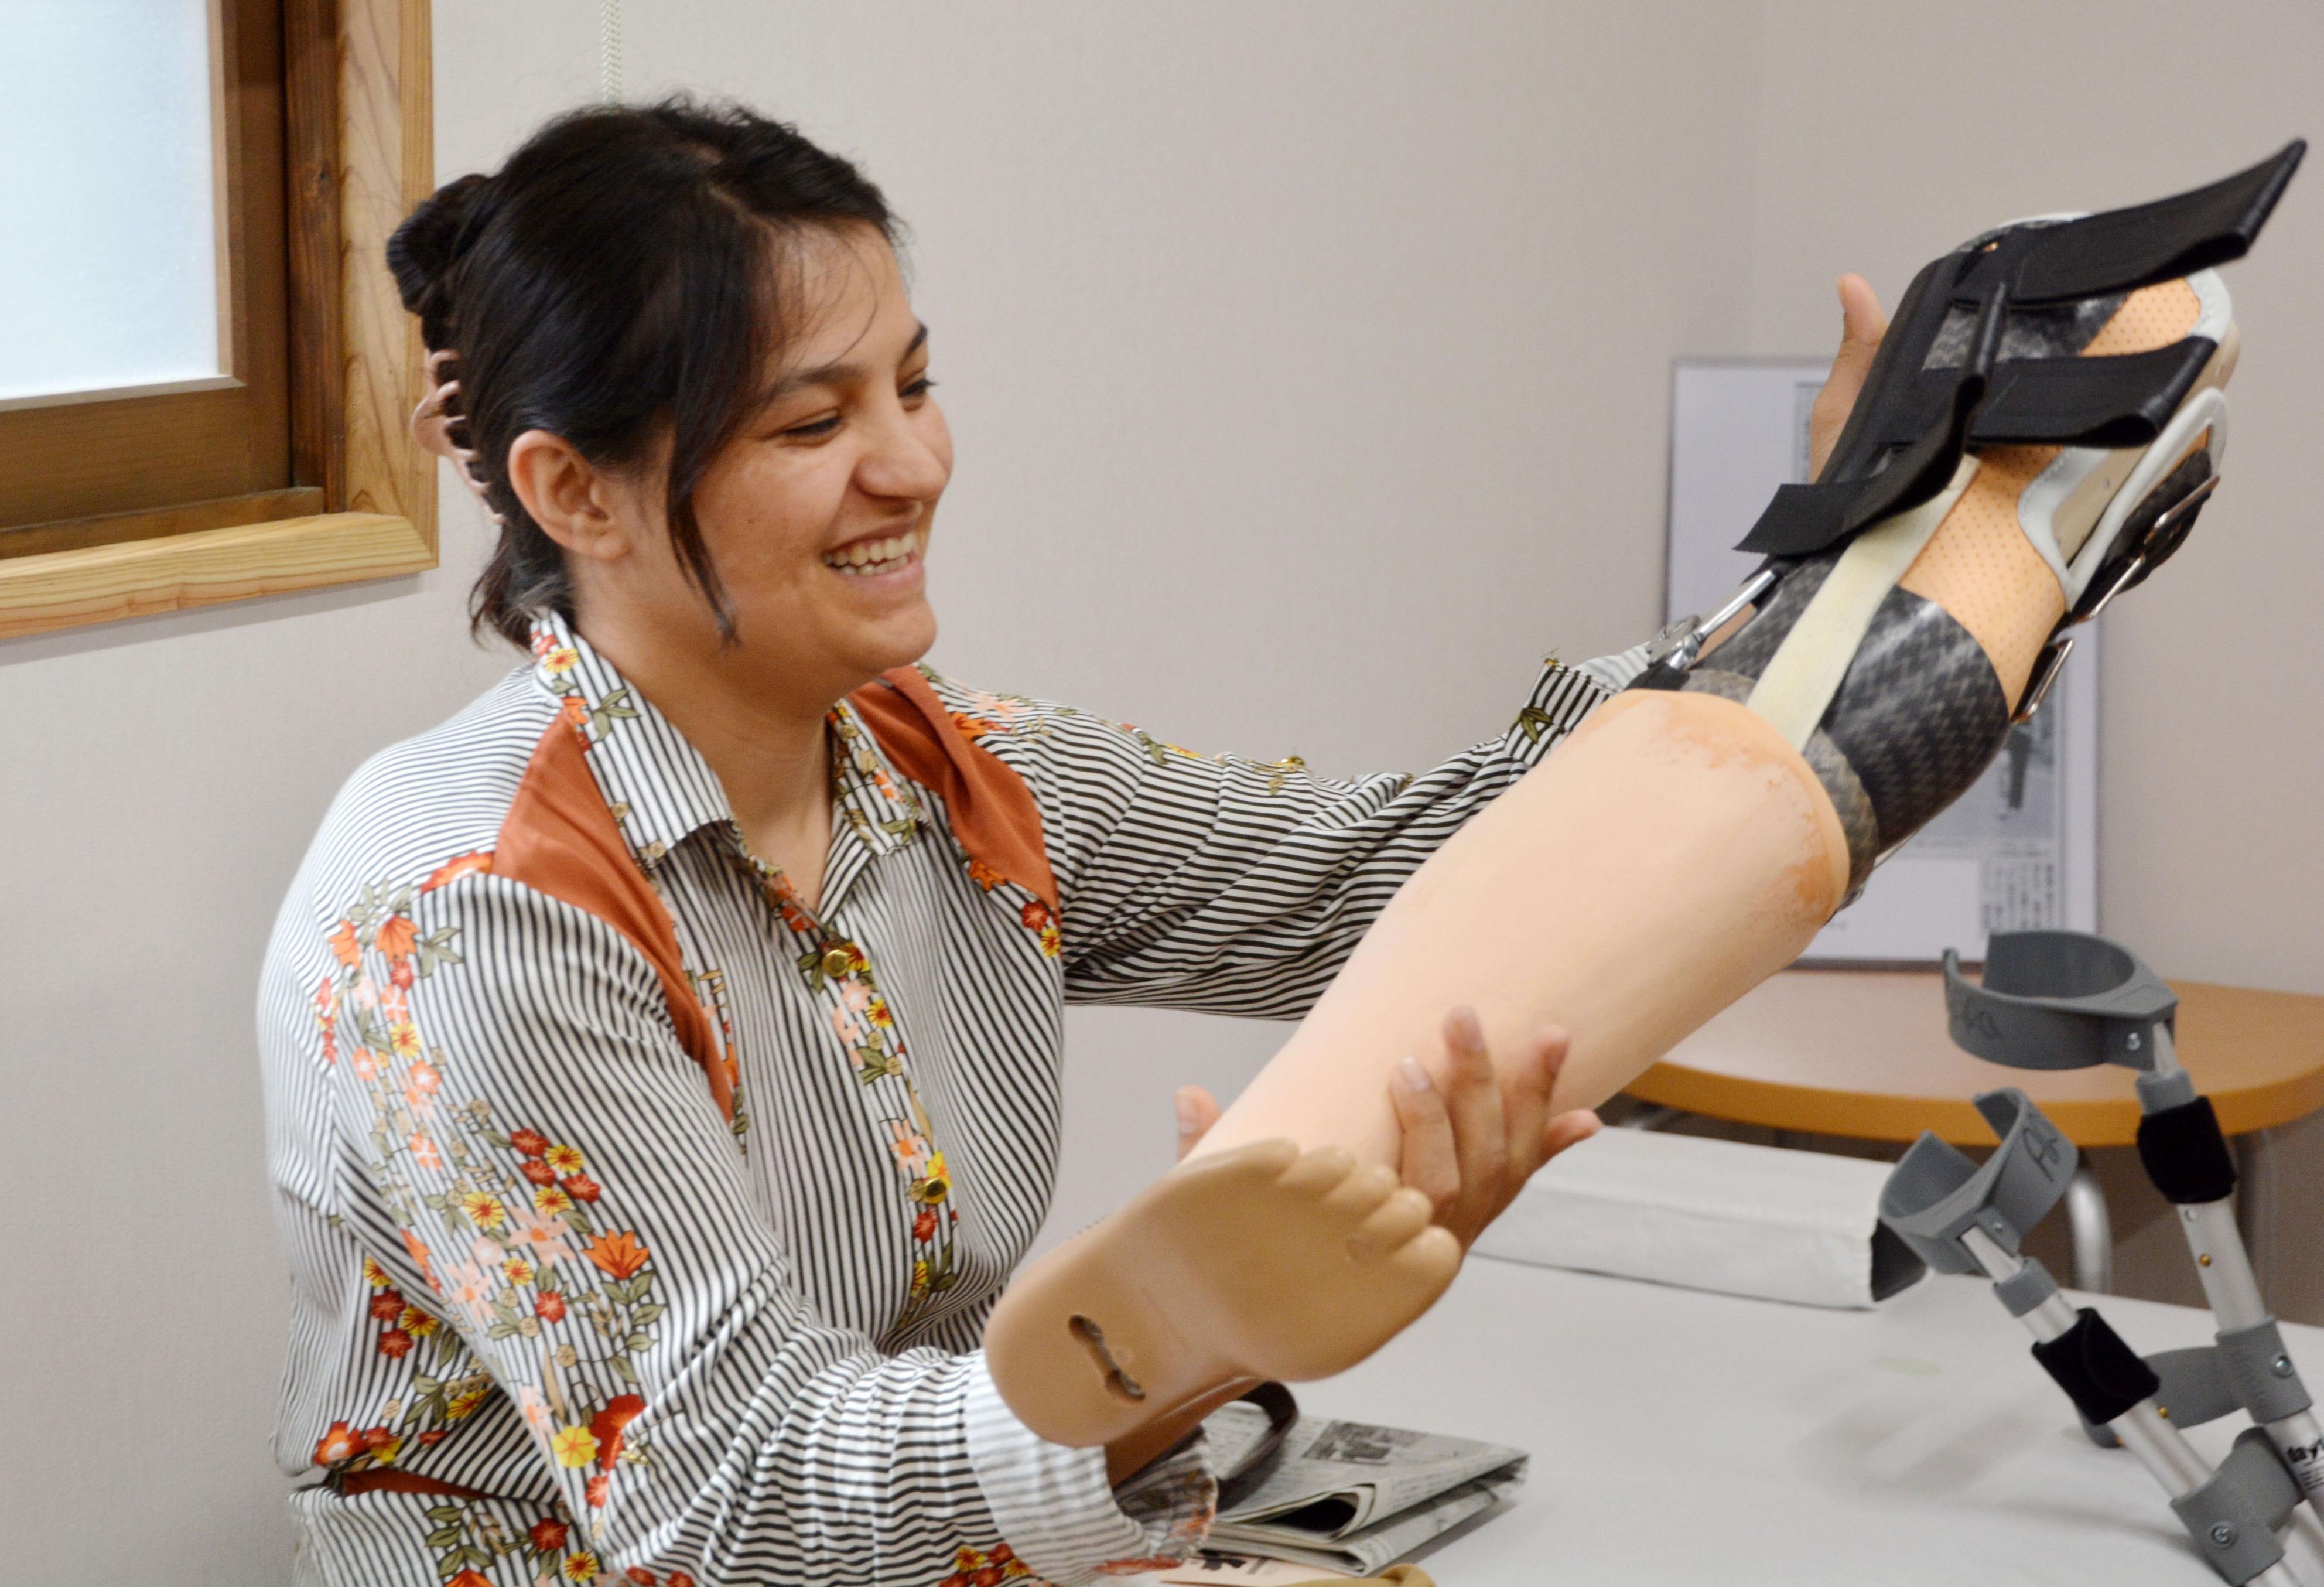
[1636,143,2304,889]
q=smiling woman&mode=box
[260,97,1621,1587]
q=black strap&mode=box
[1972,340,2217,448]
[1214,1381,1300,1511]
[1729,143,2301,561]
[1737,286,2003,558]
[1956,141,2305,308]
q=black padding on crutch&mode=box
[2084,1344,2243,1448]
[2137,1097,2239,1206]
[2032,1308,2161,1428]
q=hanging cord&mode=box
[600,0,623,104]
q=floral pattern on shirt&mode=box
[935,1540,1035,1586]
[785,914,965,1326]
[268,609,1621,1583]
[421,1499,597,1586]
[322,882,668,1545]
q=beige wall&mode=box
[1741,0,2324,1336]
[1745,0,2324,995]
[0,4,2315,1582]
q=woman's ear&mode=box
[507,430,631,564]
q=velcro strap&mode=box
[1738,291,2001,558]
[1973,341,2217,446]
[1841,340,2214,461]
[1955,141,2304,306]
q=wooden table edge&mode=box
[1626,1059,2324,1146]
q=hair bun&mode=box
[386,172,491,341]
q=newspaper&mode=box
[1183,1402,1528,1578]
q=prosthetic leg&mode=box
[1882,1086,2319,1587]
[985,146,2305,1451]
[1943,932,2324,1517]
[1197,139,2304,1148]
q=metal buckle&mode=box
[2080,474,2218,624]
[1645,568,1780,674]
[1642,613,1703,671]
[2015,634,2075,723]
[2028,473,2222,719]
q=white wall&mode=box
[2,4,2316,1582]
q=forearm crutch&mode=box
[1943,932,2324,1513]
[1882,1089,2312,1586]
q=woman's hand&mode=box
[1171,1009,1602,1248]
[1806,273,1891,482]
[1175,1084,1223,1162]
[1388,1008,1600,1248]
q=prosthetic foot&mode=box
[1652,142,2304,888]
[992,149,2304,1457]
[985,1141,1458,1447]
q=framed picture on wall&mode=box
[1665,359,2099,967]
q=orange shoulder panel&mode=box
[491,719,733,1118]
[849,669,1058,918]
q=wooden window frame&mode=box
[0,0,435,641]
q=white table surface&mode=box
[1174,1254,2324,1586]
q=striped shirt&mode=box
[257,612,1623,1586]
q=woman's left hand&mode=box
[1805,273,1891,482]
[1171,1007,1601,1248]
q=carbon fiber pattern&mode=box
[1678,552,2009,886]
[1925,294,2126,368]
[1819,587,2011,855]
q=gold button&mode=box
[821,946,854,978]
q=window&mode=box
[0,0,435,639]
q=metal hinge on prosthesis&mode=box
[1736,140,2304,564]
[2014,467,2220,723]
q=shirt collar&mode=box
[526,613,925,876]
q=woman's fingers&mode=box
[1173,1084,1221,1162]
[1390,1055,1460,1218]
[1389,1012,1602,1247]
[1543,1108,1604,1161]
[1499,1025,1568,1181]
[1806,272,1891,482]
[1437,1007,1508,1237]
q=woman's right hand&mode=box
[1387,1008,1601,1250]
[1171,1006,1602,1248]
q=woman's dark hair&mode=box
[387,99,895,646]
